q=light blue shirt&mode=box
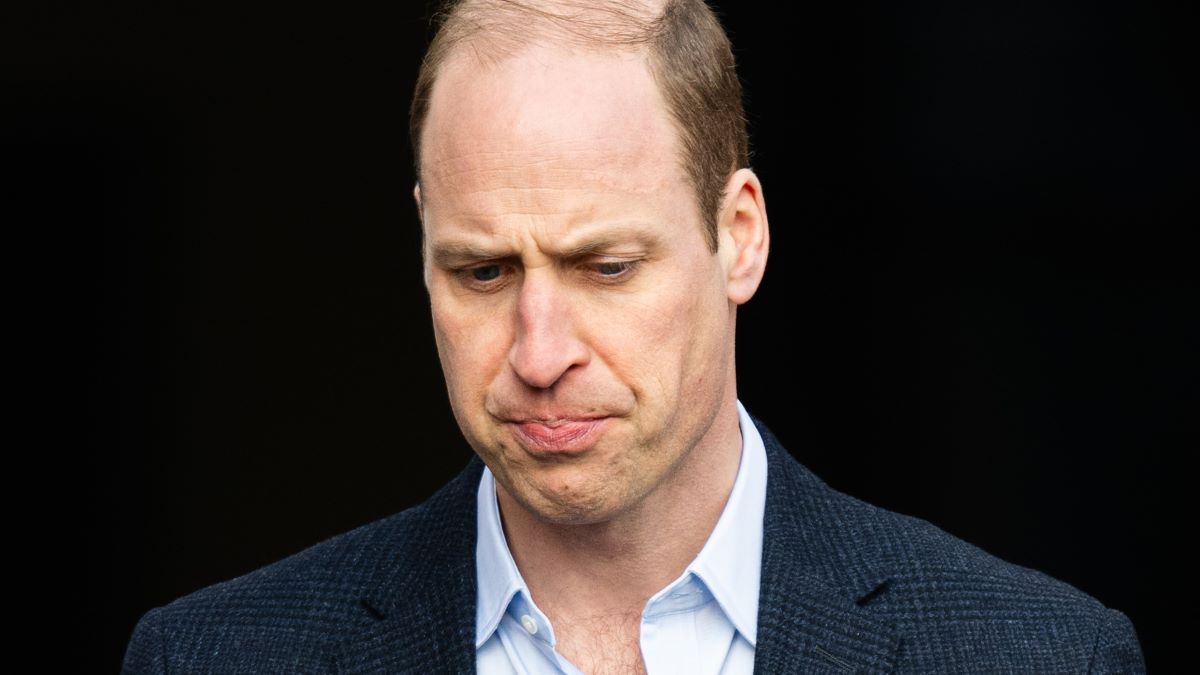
[475,400,768,674]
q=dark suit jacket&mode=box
[122,416,1145,673]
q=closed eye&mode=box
[449,258,640,291]
[588,259,640,282]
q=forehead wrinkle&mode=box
[422,172,671,231]
[422,174,667,217]
[428,221,665,270]
[423,139,671,193]
[427,188,612,230]
[421,151,675,220]
[535,224,666,258]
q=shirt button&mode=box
[520,615,538,635]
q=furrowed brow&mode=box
[427,242,511,268]
[427,227,664,267]
[554,228,664,259]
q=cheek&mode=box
[657,266,730,391]
[431,295,512,399]
[585,269,722,399]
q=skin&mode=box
[416,42,769,670]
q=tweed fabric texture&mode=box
[122,416,1145,673]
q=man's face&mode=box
[418,44,743,525]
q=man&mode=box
[123,0,1145,672]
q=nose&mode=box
[508,272,590,389]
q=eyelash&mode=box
[591,260,639,279]
[454,259,641,290]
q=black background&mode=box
[4,1,1194,671]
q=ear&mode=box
[717,168,769,305]
[413,182,424,223]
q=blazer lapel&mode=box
[334,418,904,674]
[334,458,483,674]
[752,417,903,674]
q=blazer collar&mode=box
[333,456,484,674]
[335,415,901,673]
[751,416,902,674]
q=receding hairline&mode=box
[416,51,681,224]
[413,0,684,179]
[411,0,749,252]
[433,0,671,52]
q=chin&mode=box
[512,473,629,525]
[527,502,620,527]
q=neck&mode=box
[496,394,744,620]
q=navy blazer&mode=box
[122,417,1145,673]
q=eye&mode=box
[596,262,629,276]
[589,259,639,281]
[471,265,502,282]
[452,263,512,292]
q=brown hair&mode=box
[409,0,749,252]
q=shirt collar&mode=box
[681,399,766,644]
[474,465,525,648]
[474,399,768,647]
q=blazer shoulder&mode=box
[757,417,1123,608]
[121,507,419,674]
[829,482,1146,672]
[827,464,1114,601]
[754,418,1144,672]
[122,458,483,673]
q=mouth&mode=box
[508,417,609,454]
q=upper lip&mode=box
[505,415,607,427]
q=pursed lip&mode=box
[507,416,609,454]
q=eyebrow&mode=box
[427,225,665,268]
[555,229,664,258]
[427,242,513,268]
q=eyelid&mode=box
[451,261,513,291]
[448,255,643,290]
[585,257,641,282]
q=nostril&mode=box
[508,277,590,389]
[508,328,590,390]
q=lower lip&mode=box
[510,418,608,454]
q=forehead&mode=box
[418,43,690,217]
